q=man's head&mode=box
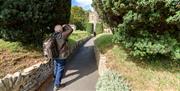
[54,25,63,32]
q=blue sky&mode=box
[72,0,93,10]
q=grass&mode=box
[94,33,113,53]
[70,30,90,40]
[94,34,180,91]
[0,39,25,52]
[105,45,180,91]
[68,30,90,45]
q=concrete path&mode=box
[39,38,98,91]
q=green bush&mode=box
[94,33,113,53]
[86,23,93,34]
[93,0,180,60]
[96,71,130,91]
[96,23,103,34]
[0,0,71,45]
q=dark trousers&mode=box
[53,58,66,87]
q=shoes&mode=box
[53,84,66,91]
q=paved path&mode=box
[38,38,98,91]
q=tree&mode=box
[92,0,180,60]
[0,0,71,45]
[70,6,88,30]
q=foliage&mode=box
[93,0,180,60]
[94,33,113,53]
[0,39,24,52]
[70,6,88,30]
[0,0,71,45]
[68,31,90,45]
[96,70,130,91]
[86,23,94,34]
[95,23,103,34]
[69,31,90,41]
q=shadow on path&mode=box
[38,38,98,91]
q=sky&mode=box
[72,0,93,11]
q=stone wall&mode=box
[0,61,53,91]
[0,36,92,91]
[94,46,109,76]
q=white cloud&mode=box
[75,0,92,10]
[76,0,92,6]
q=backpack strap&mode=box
[53,32,66,52]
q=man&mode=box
[53,24,73,91]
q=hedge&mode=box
[0,0,71,45]
[86,23,94,34]
[93,0,180,60]
[95,23,103,35]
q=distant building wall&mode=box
[89,11,112,34]
[89,11,99,24]
[89,11,100,32]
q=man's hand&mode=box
[62,24,73,39]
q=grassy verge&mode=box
[68,30,90,46]
[95,33,130,91]
[94,33,113,53]
[95,33,180,91]
[108,45,180,91]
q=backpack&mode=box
[43,32,64,59]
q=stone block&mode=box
[2,74,13,91]
[0,79,6,91]
[14,72,22,86]
[12,72,21,85]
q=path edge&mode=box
[0,36,93,91]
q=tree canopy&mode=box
[70,6,88,30]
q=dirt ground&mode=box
[0,50,44,78]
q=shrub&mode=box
[86,23,93,34]
[93,0,180,60]
[96,70,130,91]
[0,0,71,45]
[94,33,113,53]
[95,23,103,34]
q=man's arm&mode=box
[62,24,73,39]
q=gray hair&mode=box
[54,25,63,32]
